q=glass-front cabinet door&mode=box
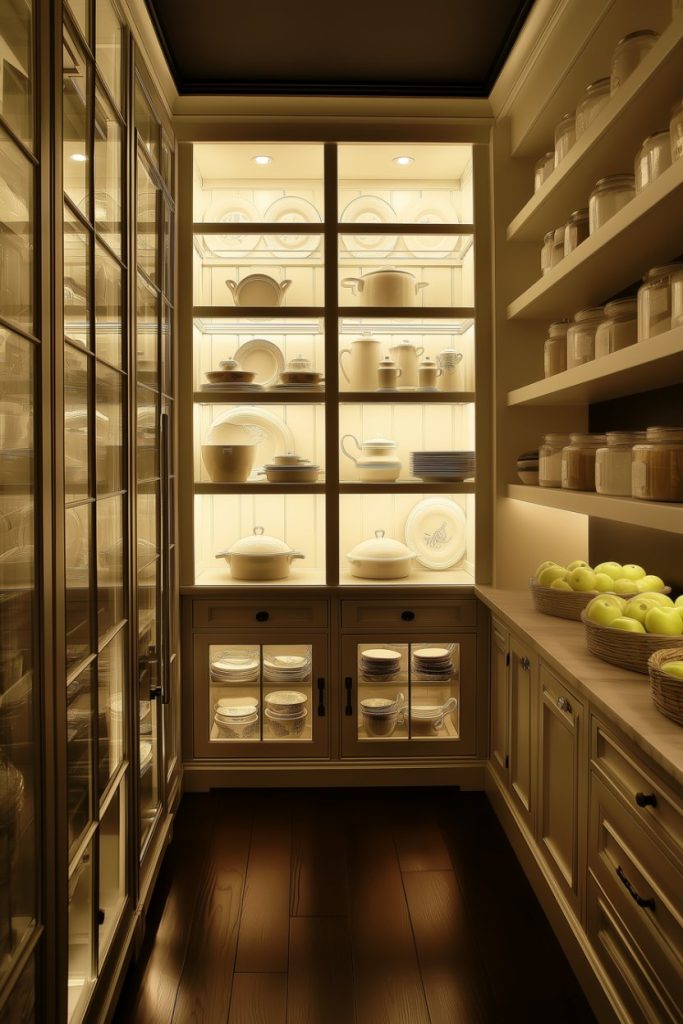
[192,635,328,758]
[341,634,476,757]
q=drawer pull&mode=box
[556,696,572,714]
[401,610,415,622]
[520,656,530,671]
[255,610,270,622]
[616,866,656,911]
[345,677,353,716]
[317,678,326,717]
[635,791,657,809]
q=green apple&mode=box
[591,593,627,611]
[645,607,683,636]
[639,574,666,593]
[594,572,616,592]
[594,561,623,581]
[662,661,683,679]
[674,595,683,608]
[550,578,573,591]
[619,564,646,581]
[535,560,560,580]
[638,592,674,607]
[623,598,658,625]
[567,567,597,592]
[538,565,568,587]
[585,598,624,627]
[567,559,590,571]
[613,578,640,595]
[610,616,646,634]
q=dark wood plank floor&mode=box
[114,789,597,1024]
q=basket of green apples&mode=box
[648,648,683,725]
[581,593,683,675]
[530,560,671,622]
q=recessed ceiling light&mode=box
[393,155,414,166]
[70,153,87,162]
[252,155,273,166]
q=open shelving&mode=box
[507,484,683,535]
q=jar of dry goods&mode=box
[610,30,659,94]
[576,78,611,137]
[539,433,571,488]
[632,427,683,501]
[595,431,646,496]
[634,130,672,191]
[564,208,589,255]
[543,321,571,377]
[567,307,604,369]
[637,263,683,340]
[534,152,555,192]
[671,98,683,162]
[671,266,683,328]
[594,298,638,358]
[561,433,607,491]
[550,228,565,269]
[554,113,576,166]
[541,230,554,275]
[588,175,635,233]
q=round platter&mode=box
[233,339,285,387]
[404,497,467,570]
[340,194,397,259]
[202,195,261,256]
[402,196,462,256]
[264,195,322,258]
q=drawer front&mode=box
[341,599,477,630]
[587,872,681,1024]
[589,772,683,1011]
[193,600,328,629]
[592,720,683,869]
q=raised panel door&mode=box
[489,623,508,778]
[508,635,536,831]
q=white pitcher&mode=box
[339,336,382,390]
[388,340,424,388]
[340,435,402,482]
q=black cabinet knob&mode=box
[401,610,415,622]
[255,610,270,622]
[635,791,657,808]
[97,909,105,925]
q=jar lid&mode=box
[348,530,413,560]
[603,297,637,318]
[641,129,671,144]
[548,320,571,336]
[556,112,575,128]
[553,227,565,244]
[642,263,683,281]
[605,430,647,444]
[360,436,397,449]
[224,527,293,556]
[616,29,659,45]
[568,433,608,444]
[574,306,604,322]
[542,433,571,443]
[379,356,398,367]
[543,229,555,242]
[583,77,610,94]
[592,174,635,192]
[644,426,683,442]
[567,208,589,222]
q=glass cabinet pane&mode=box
[209,644,260,743]
[409,642,460,740]
[136,273,158,383]
[67,663,94,855]
[62,29,89,213]
[0,950,36,1022]
[95,362,123,495]
[97,629,125,791]
[96,495,124,640]
[138,696,159,851]
[94,90,122,257]
[136,386,158,480]
[95,0,122,111]
[98,779,126,965]
[0,0,33,148]
[95,244,123,368]
[263,645,312,742]
[64,346,90,503]
[64,207,90,350]
[0,713,37,963]
[135,80,159,167]
[357,644,408,740]
[68,840,94,1022]
[136,159,158,283]
[0,329,34,499]
[65,504,91,670]
[0,128,33,335]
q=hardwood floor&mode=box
[114,789,597,1024]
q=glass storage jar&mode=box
[550,227,565,269]
[634,130,672,191]
[594,298,638,357]
[637,263,683,340]
[671,98,683,162]
[564,208,589,255]
[554,113,576,166]
[595,431,646,496]
[566,307,604,369]
[671,265,683,328]
[561,433,607,491]
[575,78,611,137]
[632,427,683,501]
[543,321,571,377]
[541,230,554,275]
[534,152,555,192]
[588,175,635,233]
[610,30,659,94]
[539,433,571,488]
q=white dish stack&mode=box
[410,450,476,482]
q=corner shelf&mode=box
[507,327,683,407]
[507,158,683,320]
[194,482,326,494]
[339,481,475,494]
[193,391,326,404]
[507,484,683,535]
[338,567,475,587]
[194,567,327,588]
[340,391,475,404]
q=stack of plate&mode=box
[412,646,454,681]
[210,653,260,684]
[214,697,260,738]
[263,654,310,683]
[200,380,264,392]
[410,450,476,482]
[360,648,403,682]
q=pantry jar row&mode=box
[532,429,683,500]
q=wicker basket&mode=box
[531,578,672,622]
[648,648,683,726]
[581,611,683,675]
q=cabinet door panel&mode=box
[341,599,477,630]
[489,623,508,778]
[509,636,536,830]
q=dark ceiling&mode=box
[144,0,534,97]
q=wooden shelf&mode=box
[340,391,475,403]
[507,159,683,320]
[507,18,683,242]
[338,306,475,319]
[195,567,327,588]
[194,482,325,495]
[507,484,683,535]
[507,327,683,407]
[193,390,325,404]
[339,481,475,494]
[338,567,475,587]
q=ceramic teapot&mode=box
[225,274,291,307]
[339,336,382,390]
[388,340,425,388]
[340,435,402,482]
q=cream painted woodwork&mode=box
[489,620,509,779]
[508,632,537,832]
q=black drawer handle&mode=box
[616,866,656,911]
[345,677,353,716]
[317,678,325,717]
[635,791,657,808]
[401,610,415,622]
[255,610,270,622]
[520,656,530,671]
[97,908,105,925]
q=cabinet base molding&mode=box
[486,766,625,1024]
[182,759,487,791]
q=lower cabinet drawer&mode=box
[586,872,681,1024]
[193,599,328,629]
[589,772,683,1016]
[341,599,477,630]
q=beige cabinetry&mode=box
[489,622,509,778]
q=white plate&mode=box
[233,339,285,387]
[402,196,461,256]
[210,406,294,474]
[264,196,322,257]
[404,497,467,571]
[340,195,397,259]
[202,195,261,256]
[139,740,153,768]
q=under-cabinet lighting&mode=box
[252,155,273,166]
[393,156,414,166]
[70,153,87,162]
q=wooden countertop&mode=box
[475,587,683,788]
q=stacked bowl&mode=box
[264,690,309,737]
[412,646,455,681]
[360,648,403,681]
[210,651,260,685]
[214,697,260,739]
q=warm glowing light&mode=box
[252,155,273,166]
[393,155,414,166]
[70,153,87,162]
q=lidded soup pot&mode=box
[594,298,638,358]
[346,530,415,580]
[215,527,305,580]
[595,431,646,496]
[340,435,402,482]
[567,307,604,369]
